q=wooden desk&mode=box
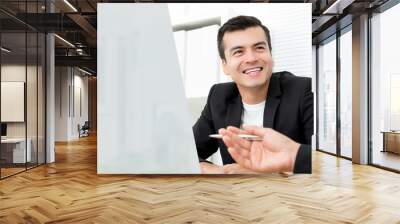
[381,131,400,154]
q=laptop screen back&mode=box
[97,3,201,174]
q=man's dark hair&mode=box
[217,15,272,61]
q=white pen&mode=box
[209,134,263,141]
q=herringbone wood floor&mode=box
[1,134,400,223]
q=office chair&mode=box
[79,121,90,138]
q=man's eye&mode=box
[256,46,265,51]
[233,50,243,56]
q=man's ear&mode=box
[221,59,228,75]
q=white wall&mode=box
[71,73,89,138]
[1,66,26,130]
[1,65,38,138]
[1,65,28,145]
[1,63,46,163]
[55,66,68,141]
[55,67,89,141]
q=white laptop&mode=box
[97,3,201,174]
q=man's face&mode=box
[221,26,273,90]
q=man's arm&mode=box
[193,85,219,162]
[293,144,311,173]
[300,78,314,145]
[292,78,312,173]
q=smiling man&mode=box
[193,15,313,174]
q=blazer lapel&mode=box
[225,96,242,128]
[263,73,282,128]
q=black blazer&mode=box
[193,71,313,173]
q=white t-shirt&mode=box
[241,100,265,128]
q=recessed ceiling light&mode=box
[63,0,78,12]
[323,0,355,15]
[78,67,93,76]
[54,34,75,48]
[1,47,11,53]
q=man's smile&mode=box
[242,67,264,77]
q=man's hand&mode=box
[222,163,261,174]
[199,162,225,174]
[219,125,300,173]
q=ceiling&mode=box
[0,0,392,75]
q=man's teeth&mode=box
[244,67,262,74]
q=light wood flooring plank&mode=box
[0,135,399,223]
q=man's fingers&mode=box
[199,163,225,174]
[222,127,252,150]
[227,126,248,134]
[222,135,234,148]
[225,129,252,150]
[222,135,250,158]
[242,125,268,137]
[218,128,227,135]
[222,133,251,153]
[227,147,252,169]
[219,129,238,149]
[227,143,250,159]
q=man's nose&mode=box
[243,50,258,63]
